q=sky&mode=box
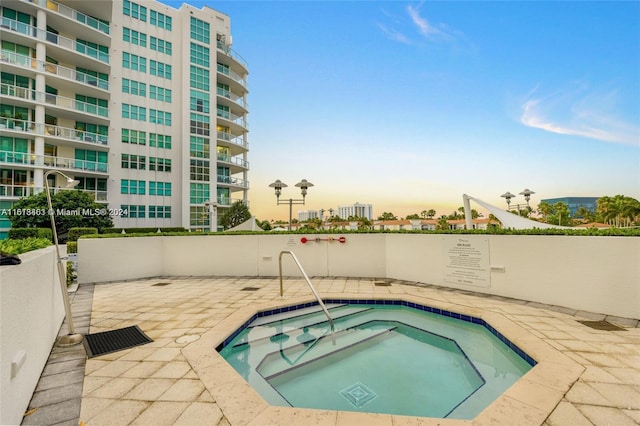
[163,0,639,221]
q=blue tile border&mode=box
[216,298,537,367]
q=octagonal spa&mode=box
[183,294,583,425]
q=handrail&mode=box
[278,251,335,334]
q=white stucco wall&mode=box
[0,246,65,426]
[78,234,639,319]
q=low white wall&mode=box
[78,234,639,319]
[0,246,65,426]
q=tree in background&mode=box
[377,212,398,220]
[596,195,640,227]
[219,201,251,230]
[405,213,420,219]
[9,190,113,239]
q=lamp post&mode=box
[44,170,83,346]
[501,189,535,216]
[204,200,218,232]
[269,179,313,231]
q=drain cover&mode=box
[340,382,378,408]
[152,282,171,286]
[578,321,625,331]
[83,325,153,358]
[241,287,260,291]
[374,282,391,286]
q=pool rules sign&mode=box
[442,236,491,288]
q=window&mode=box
[149,181,171,196]
[122,78,147,97]
[149,157,171,172]
[149,133,172,149]
[122,27,147,47]
[149,205,171,218]
[76,39,109,62]
[122,52,147,72]
[123,0,147,22]
[190,17,210,44]
[150,37,172,55]
[190,159,209,181]
[189,183,209,204]
[120,179,145,195]
[75,149,107,172]
[190,90,209,113]
[190,43,210,67]
[121,154,146,169]
[150,10,172,30]
[150,60,172,79]
[190,113,210,136]
[150,85,171,103]
[189,66,209,91]
[121,205,145,218]
[122,128,146,145]
[122,104,147,121]
[189,136,210,158]
[149,109,172,126]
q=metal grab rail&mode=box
[278,251,335,334]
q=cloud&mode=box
[378,2,455,45]
[520,84,640,146]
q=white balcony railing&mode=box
[217,63,247,88]
[0,184,107,201]
[0,17,109,64]
[216,131,247,149]
[0,150,108,173]
[216,110,247,129]
[1,83,109,118]
[0,51,109,90]
[216,175,248,189]
[27,0,111,35]
[0,118,109,147]
[217,154,248,168]
[216,87,247,109]
[216,40,248,69]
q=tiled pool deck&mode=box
[22,277,640,426]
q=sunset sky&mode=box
[164,0,640,221]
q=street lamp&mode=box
[501,189,535,215]
[519,188,535,207]
[500,191,515,209]
[269,179,313,231]
[204,200,218,232]
[44,170,83,346]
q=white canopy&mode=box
[225,216,264,232]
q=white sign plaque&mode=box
[442,236,491,288]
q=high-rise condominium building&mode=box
[0,0,249,237]
[337,203,373,220]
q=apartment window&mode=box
[190,90,209,113]
[122,27,147,47]
[122,52,147,72]
[149,85,171,102]
[122,78,147,97]
[150,10,172,30]
[122,129,146,145]
[189,66,209,91]
[123,0,147,22]
[149,109,172,126]
[190,114,210,136]
[190,43,210,68]
[149,181,171,196]
[76,39,108,61]
[122,104,147,121]
[189,183,209,204]
[149,60,172,80]
[120,179,145,195]
[149,205,171,219]
[149,157,171,172]
[150,37,172,55]
[76,67,109,89]
[121,205,145,218]
[75,149,107,172]
[75,95,108,116]
[190,17,210,44]
[121,154,146,170]
[190,159,209,181]
[149,133,172,149]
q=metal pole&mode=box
[44,171,83,346]
[288,199,293,231]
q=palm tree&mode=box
[537,201,553,223]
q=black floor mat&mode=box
[83,325,153,358]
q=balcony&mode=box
[217,154,248,169]
[0,51,109,91]
[0,183,107,201]
[0,118,109,147]
[1,83,109,120]
[216,175,248,189]
[0,150,108,174]
[216,86,247,109]
[28,0,111,36]
[216,63,247,89]
[0,17,109,64]
[216,40,248,70]
[216,110,247,130]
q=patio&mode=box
[21,276,640,425]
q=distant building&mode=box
[297,210,321,221]
[337,202,373,220]
[541,197,599,217]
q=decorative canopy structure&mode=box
[226,216,265,232]
[463,194,571,230]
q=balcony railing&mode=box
[217,175,248,188]
[216,40,248,69]
[0,183,107,201]
[216,131,247,148]
[216,63,247,88]
[1,83,109,118]
[28,0,111,35]
[0,51,109,90]
[0,150,108,173]
[216,87,247,108]
[216,110,247,129]
[0,118,109,146]
[217,154,248,168]
[0,17,110,64]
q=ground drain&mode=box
[241,287,260,291]
[578,320,626,331]
[83,325,153,358]
[152,282,171,286]
[374,282,392,286]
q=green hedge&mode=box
[0,237,51,255]
[8,228,53,241]
[68,227,98,242]
[100,227,187,234]
[67,241,77,253]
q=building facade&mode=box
[337,202,373,220]
[0,0,249,237]
[540,197,598,217]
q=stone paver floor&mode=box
[22,277,640,425]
